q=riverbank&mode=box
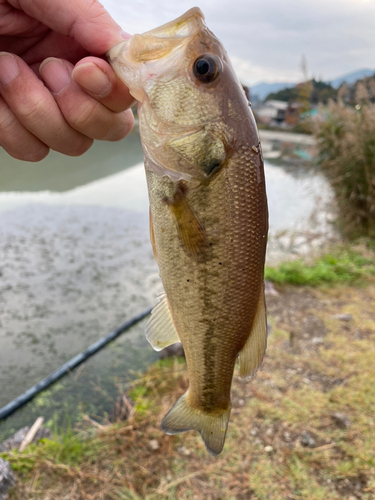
[2,249,374,500]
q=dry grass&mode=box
[313,100,375,238]
[3,280,375,499]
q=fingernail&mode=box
[0,53,19,85]
[72,63,111,97]
[39,57,70,94]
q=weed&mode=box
[265,245,375,286]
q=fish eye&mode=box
[193,55,222,84]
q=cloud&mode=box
[102,0,375,82]
[230,56,302,85]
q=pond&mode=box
[0,130,333,440]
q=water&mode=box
[0,132,333,440]
[0,130,143,192]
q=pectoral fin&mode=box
[166,185,209,257]
[239,286,267,379]
[145,293,180,351]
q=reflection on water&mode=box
[0,133,333,440]
[0,131,143,192]
[0,163,149,215]
[259,129,316,164]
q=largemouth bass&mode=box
[108,7,268,456]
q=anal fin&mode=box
[145,292,180,351]
[239,286,268,379]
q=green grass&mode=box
[1,427,103,474]
[265,246,375,286]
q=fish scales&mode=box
[146,140,266,406]
[108,7,268,456]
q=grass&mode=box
[2,276,375,499]
[265,244,375,286]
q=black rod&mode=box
[0,307,152,422]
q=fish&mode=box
[108,7,268,456]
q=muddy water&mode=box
[0,133,333,440]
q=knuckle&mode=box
[68,100,98,132]
[0,96,50,162]
[64,100,134,142]
[16,93,46,124]
[0,105,18,135]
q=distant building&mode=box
[254,100,288,126]
[284,102,305,126]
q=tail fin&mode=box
[161,391,231,456]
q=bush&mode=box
[313,100,375,238]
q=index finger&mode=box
[10,0,129,54]
[72,57,135,113]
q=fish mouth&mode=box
[107,7,206,59]
[107,8,207,102]
[141,7,205,39]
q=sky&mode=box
[101,0,375,85]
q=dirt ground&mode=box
[4,280,375,500]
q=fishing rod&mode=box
[0,307,152,422]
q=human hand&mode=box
[0,0,135,161]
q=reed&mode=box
[313,100,375,238]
